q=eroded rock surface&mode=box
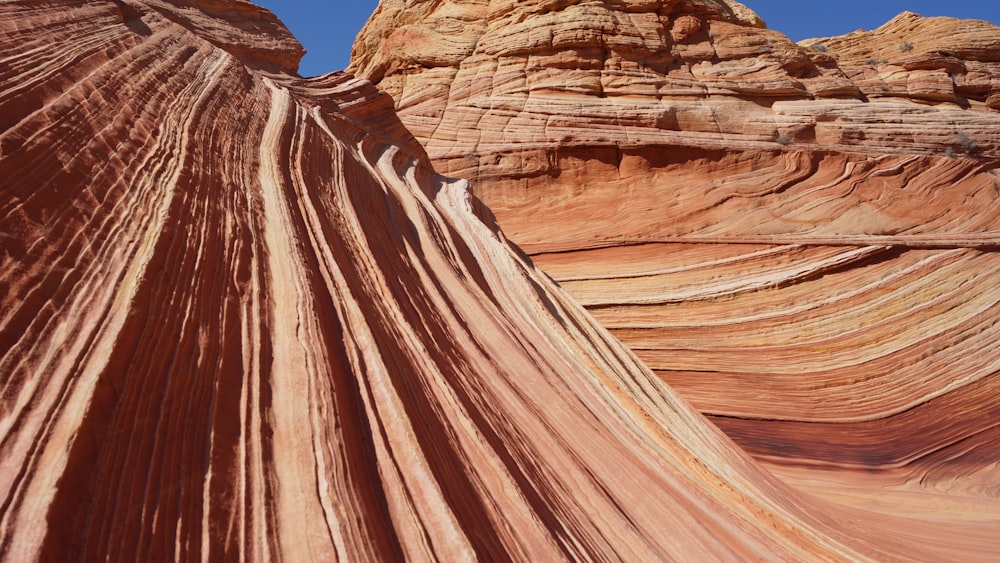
[352,0,1000,556]
[0,0,913,560]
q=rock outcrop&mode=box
[352,0,1000,556]
[0,0,919,560]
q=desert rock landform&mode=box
[351,0,1000,559]
[0,0,997,560]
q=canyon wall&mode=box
[351,1,1000,556]
[0,0,917,560]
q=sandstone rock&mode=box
[351,3,1000,185]
[353,1,1000,556]
[0,0,910,560]
[807,11,1000,103]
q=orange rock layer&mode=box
[0,0,925,560]
[352,0,1000,556]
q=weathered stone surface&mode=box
[0,0,918,560]
[351,3,1000,184]
[353,1,1000,556]
[804,11,1000,103]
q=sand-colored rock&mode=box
[0,0,933,560]
[802,11,1000,103]
[351,4,1000,186]
[353,1,1000,556]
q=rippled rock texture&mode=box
[352,0,1000,556]
[0,0,920,560]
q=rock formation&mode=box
[0,0,935,560]
[351,0,1000,557]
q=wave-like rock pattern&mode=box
[0,0,918,560]
[352,0,1000,553]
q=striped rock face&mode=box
[0,0,932,561]
[351,0,1000,557]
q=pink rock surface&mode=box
[352,1,1000,557]
[0,0,917,560]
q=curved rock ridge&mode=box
[351,0,1000,554]
[0,0,912,560]
[131,0,305,72]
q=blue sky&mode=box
[253,1,1000,78]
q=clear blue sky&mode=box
[253,1,1000,78]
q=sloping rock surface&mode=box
[0,0,908,560]
[352,0,1000,556]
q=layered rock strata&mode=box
[351,0,1000,554]
[0,0,917,560]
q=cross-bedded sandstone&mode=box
[0,0,917,560]
[352,1,1000,557]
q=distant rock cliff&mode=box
[0,0,911,560]
[352,1,1000,557]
